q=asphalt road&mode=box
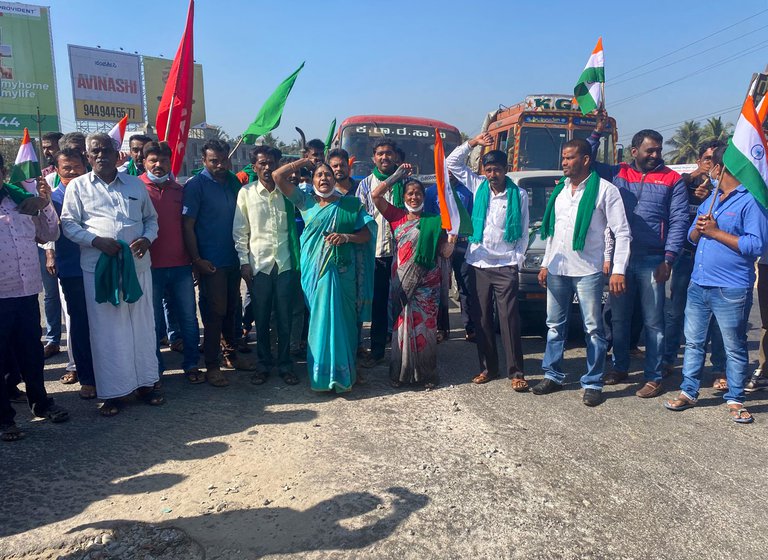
[1,292,767,559]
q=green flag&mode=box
[241,62,305,144]
[324,118,336,154]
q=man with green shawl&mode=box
[118,134,152,176]
[446,133,530,391]
[532,139,631,407]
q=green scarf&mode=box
[240,164,258,184]
[414,213,443,268]
[94,240,143,306]
[540,171,600,251]
[372,166,404,208]
[126,159,139,176]
[1,182,34,204]
[282,193,301,272]
[469,176,522,245]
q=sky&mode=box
[34,0,768,148]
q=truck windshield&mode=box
[572,129,615,164]
[518,127,568,170]
[340,123,461,179]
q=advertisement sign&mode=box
[0,2,59,137]
[143,55,206,127]
[68,45,143,122]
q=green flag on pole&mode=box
[325,118,336,155]
[241,62,305,144]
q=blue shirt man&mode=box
[666,145,768,422]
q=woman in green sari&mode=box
[273,160,376,392]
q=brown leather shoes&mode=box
[603,369,629,385]
[635,381,663,398]
[43,343,60,359]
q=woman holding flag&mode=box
[272,159,376,393]
[371,165,454,389]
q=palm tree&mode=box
[666,120,702,164]
[700,116,733,144]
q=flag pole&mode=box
[228,136,243,160]
[600,82,605,111]
[164,92,175,141]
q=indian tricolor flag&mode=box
[574,38,605,115]
[108,114,129,150]
[723,94,768,209]
[9,128,41,194]
[434,129,471,236]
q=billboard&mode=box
[68,45,143,123]
[0,2,59,137]
[143,55,206,127]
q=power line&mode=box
[612,8,768,80]
[611,23,768,87]
[611,40,768,107]
[617,105,741,143]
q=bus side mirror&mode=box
[616,143,624,163]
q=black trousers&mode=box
[370,256,392,359]
[437,241,474,333]
[467,265,525,378]
[0,295,54,425]
[250,265,295,375]
[199,266,240,367]
[59,276,96,386]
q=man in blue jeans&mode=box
[665,145,768,423]
[140,142,201,383]
[662,141,726,385]
[532,139,631,406]
[590,113,689,398]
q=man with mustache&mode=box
[590,112,688,398]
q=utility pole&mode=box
[31,106,46,162]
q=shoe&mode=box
[206,367,229,387]
[223,355,257,371]
[169,340,184,353]
[583,389,603,407]
[8,388,27,403]
[531,378,563,395]
[629,346,644,357]
[661,363,675,378]
[360,355,385,369]
[745,370,768,393]
[237,338,252,353]
[159,336,169,347]
[635,381,663,398]
[465,330,476,343]
[603,369,629,385]
[43,343,60,359]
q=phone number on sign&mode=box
[80,104,136,120]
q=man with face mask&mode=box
[61,133,161,416]
[356,138,401,367]
[183,140,256,387]
[233,146,300,386]
[662,141,726,385]
[140,141,201,384]
[590,113,688,399]
[119,134,152,176]
[664,145,768,423]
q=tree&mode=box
[700,116,733,144]
[460,131,470,143]
[666,120,702,164]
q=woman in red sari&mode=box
[371,167,454,389]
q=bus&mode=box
[478,94,619,171]
[334,115,462,181]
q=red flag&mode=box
[156,0,194,176]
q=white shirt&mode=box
[356,174,394,258]
[61,171,159,273]
[541,175,631,276]
[445,142,529,268]
[233,180,292,274]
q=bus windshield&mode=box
[518,127,568,170]
[340,123,461,179]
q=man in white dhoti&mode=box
[61,133,162,416]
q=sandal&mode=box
[250,371,268,385]
[282,372,301,386]
[472,371,498,384]
[465,332,476,343]
[712,378,728,391]
[511,378,529,392]
[184,368,206,385]
[436,331,448,344]
[423,381,439,390]
[137,387,165,406]
[664,393,696,411]
[40,404,69,423]
[79,385,97,399]
[0,423,24,442]
[170,340,184,353]
[727,404,754,424]
[100,399,121,417]
[60,371,78,385]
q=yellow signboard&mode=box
[143,55,205,127]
